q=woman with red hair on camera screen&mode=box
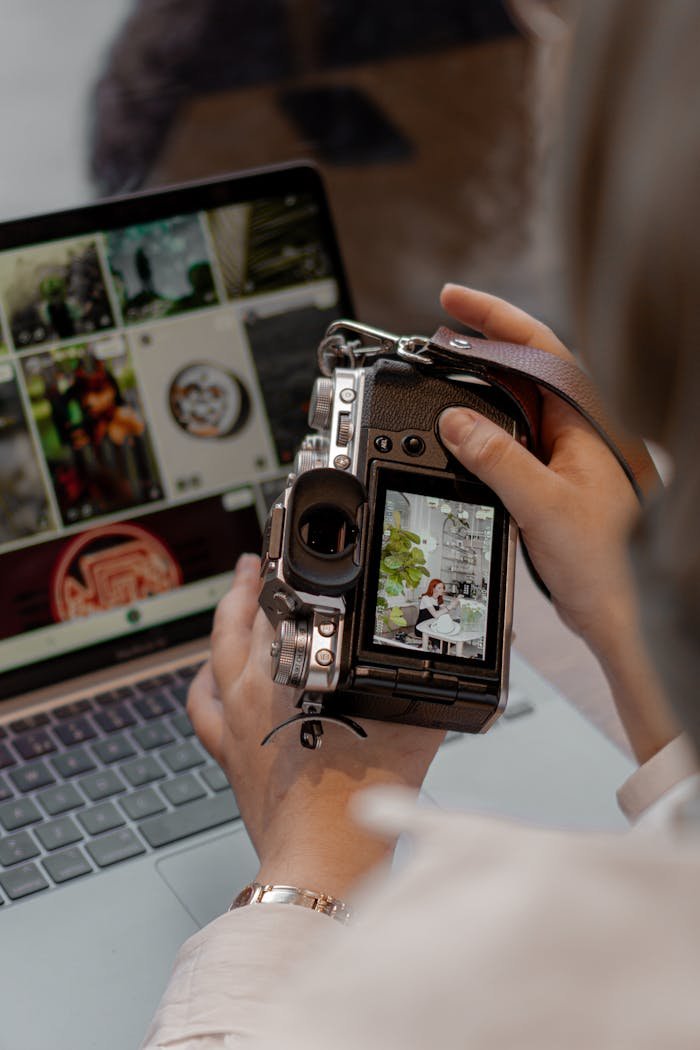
[145,2,700,1047]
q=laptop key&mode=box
[51,746,96,779]
[78,802,125,836]
[0,862,49,900]
[0,831,40,867]
[176,663,201,682]
[133,691,175,720]
[35,816,83,852]
[43,846,92,885]
[86,827,145,868]
[0,798,42,832]
[94,704,136,733]
[161,741,205,774]
[53,699,91,721]
[9,760,55,794]
[119,788,166,821]
[0,744,16,770]
[121,755,166,788]
[79,769,126,802]
[0,775,13,802]
[200,764,230,793]
[37,782,83,817]
[132,722,175,751]
[54,717,97,747]
[13,729,56,761]
[10,713,49,733]
[92,733,136,765]
[139,793,240,849]
[135,674,175,691]
[171,713,194,739]
[94,686,135,706]
[161,773,206,807]
[170,683,190,707]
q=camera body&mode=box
[259,322,519,735]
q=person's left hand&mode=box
[188,554,445,899]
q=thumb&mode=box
[438,407,560,531]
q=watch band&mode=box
[230,882,352,924]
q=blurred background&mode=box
[0,0,566,338]
[1,0,632,753]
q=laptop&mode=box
[0,165,635,1050]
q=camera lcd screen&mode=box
[367,480,503,667]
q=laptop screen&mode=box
[0,166,352,698]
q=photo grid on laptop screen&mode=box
[0,189,345,682]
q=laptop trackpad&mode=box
[156,823,259,927]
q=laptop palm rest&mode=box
[0,824,257,1050]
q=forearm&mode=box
[590,613,680,765]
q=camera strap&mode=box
[424,327,658,504]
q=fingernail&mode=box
[235,552,259,575]
[438,408,478,448]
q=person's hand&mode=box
[438,284,650,656]
[188,554,445,898]
[437,285,678,762]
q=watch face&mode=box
[231,884,257,910]
[168,362,250,439]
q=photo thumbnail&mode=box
[0,238,114,349]
[21,336,163,525]
[244,299,340,463]
[0,491,261,645]
[106,215,218,324]
[373,491,495,661]
[0,361,54,544]
[208,194,334,299]
[130,311,277,496]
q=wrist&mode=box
[255,816,395,899]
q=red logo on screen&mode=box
[51,523,183,621]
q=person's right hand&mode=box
[437,286,681,764]
[437,285,653,663]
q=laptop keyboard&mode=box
[0,664,242,906]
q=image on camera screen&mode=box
[373,489,495,661]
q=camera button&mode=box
[374,435,393,453]
[402,435,425,456]
[316,649,334,666]
[318,622,336,637]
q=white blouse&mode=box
[143,736,700,1050]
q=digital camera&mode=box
[259,321,522,744]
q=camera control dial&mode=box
[308,377,334,431]
[271,618,311,687]
[294,434,330,473]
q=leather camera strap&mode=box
[427,327,658,502]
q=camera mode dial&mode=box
[271,618,311,687]
[308,377,334,431]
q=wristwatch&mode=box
[230,882,352,924]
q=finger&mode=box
[187,660,226,764]
[440,284,573,362]
[439,407,561,532]
[211,553,262,681]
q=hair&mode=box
[563,0,700,750]
[424,579,445,603]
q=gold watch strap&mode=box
[230,882,352,924]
